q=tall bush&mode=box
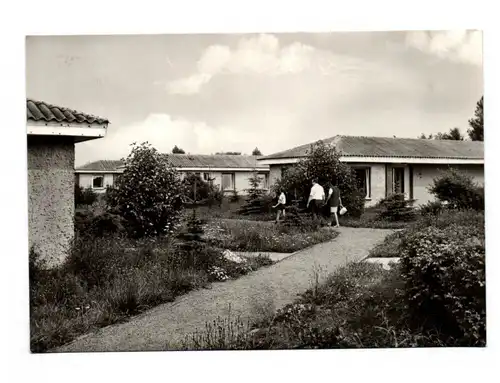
[272,141,365,217]
[106,142,184,238]
[400,222,485,345]
[428,168,484,211]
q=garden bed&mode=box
[30,234,274,353]
[203,218,339,253]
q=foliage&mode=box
[75,210,127,238]
[428,168,484,211]
[252,147,263,156]
[419,127,464,140]
[229,190,241,203]
[180,263,454,350]
[468,96,483,141]
[377,193,417,222]
[75,185,98,207]
[418,200,446,217]
[400,223,485,345]
[203,219,337,253]
[272,140,365,218]
[182,173,217,203]
[172,145,185,154]
[30,217,275,352]
[238,171,272,215]
[216,152,241,155]
[106,142,184,238]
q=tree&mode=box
[106,142,184,238]
[238,170,271,215]
[273,140,366,217]
[172,145,185,154]
[468,96,483,141]
[216,151,241,155]
[419,127,464,140]
[252,147,263,156]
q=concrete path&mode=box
[56,227,392,353]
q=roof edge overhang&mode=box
[27,120,107,143]
[258,156,484,165]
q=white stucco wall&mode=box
[77,173,115,193]
[178,170,269,195]
[367,164,386,207]
[412,164,484,205]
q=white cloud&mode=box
[75,113,282,165]
[405,30,482,66]
[167,34,322,94]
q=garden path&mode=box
[56,227,393,353]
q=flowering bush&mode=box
[400,223,485,345]
[106,142,184,238]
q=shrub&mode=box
[75,185,98,207]
[272,140,365,218]
[75,210,127,238]
[182,173,212,202]
[229,190,241,203]
[400,224,485,345]
[418,200,445,217]
[428,168,484,211]
[238,171,272,215]
[106,142,184,238]
[377,193,416,222]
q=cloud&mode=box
[167,34,320,94]
[405,30,482,66]
[75,113,281,165]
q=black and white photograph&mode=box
[24,29,486,354]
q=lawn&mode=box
[340,206,415,229]
[203,218,339,253]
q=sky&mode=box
[25,31,483,166]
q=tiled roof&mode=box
[27,99,109,125]
[261,135,484,160]
[165,154,268,169]
[78,155,269,172]
[75,160,123,172]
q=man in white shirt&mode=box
[306,178,325,220]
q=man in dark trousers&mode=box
[306,178,325,220]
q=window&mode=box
[92,176,104,189]
[353,167,371,198]
[392,167,405,194]
[258,172,269,189]
[203,172,211,181]
[221,173,235,191]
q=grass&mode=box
[203,218,338,253]
[187,198,275,222]
[340,206,415,229]
[30,232,274,353]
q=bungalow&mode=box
[27,99,108,266]
[258,135,484,206]
[76,154,270,195]
[75,160,123,193]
